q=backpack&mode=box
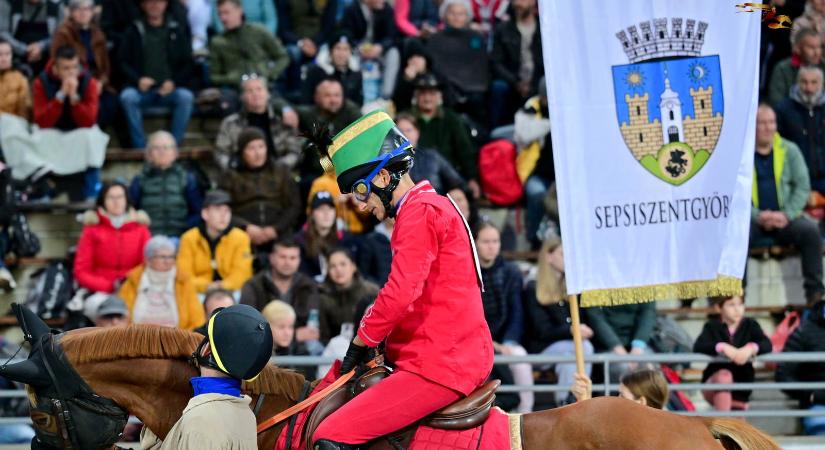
[660,365,696,412]
[25,261,74,320]
[478,139,523,206]
[9,212,41,257]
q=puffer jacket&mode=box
[118,264,205,330]
[176,225,253,293]
[74,209,151,293]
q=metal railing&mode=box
[1,352,824,424]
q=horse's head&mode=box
[0,304,128,450]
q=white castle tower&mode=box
[659,65,684,144]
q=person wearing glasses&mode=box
[129,130,204,237]
[306,110,493,450]
[118,235,205,330]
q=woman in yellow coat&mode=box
[119,236,205,330]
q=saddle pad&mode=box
[410,407,513,450]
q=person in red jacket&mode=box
[74,181,152,293]
[32,45,99,131]
[308,110,493,450]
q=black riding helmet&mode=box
[194,304,273,381]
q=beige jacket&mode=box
[140,394,257,450]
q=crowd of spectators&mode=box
[4,0,825,439]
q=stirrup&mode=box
[313,439,359,450]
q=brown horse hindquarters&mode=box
[522,397,726,450]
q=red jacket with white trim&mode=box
[358,181,493,395]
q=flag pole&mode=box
[568,295,586,374]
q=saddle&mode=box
[302,367,500,450]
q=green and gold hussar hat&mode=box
[318,110,414,194]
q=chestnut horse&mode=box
[7,325,781,450]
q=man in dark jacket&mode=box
[118,0,195,148]
[240,238,321,350]
[777,300,825,435]
[405,73,479,197]
[275,0,337,97]
[357,218,393,285]
[775,65,825,195]
[339,0,399,100]
[490,0,543,127]
[129,130,203,237]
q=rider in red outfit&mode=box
[308,110,494,449]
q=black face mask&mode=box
[6,305,128,450]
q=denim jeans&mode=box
[525,175,550,244]
[0,424,35,443]
[119,87,194,148]
[805,404,825,435]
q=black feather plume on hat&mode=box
[302,122,335,172]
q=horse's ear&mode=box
[0,359,50,387]
[12,303,51,343]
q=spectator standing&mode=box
[693,295,771,411]
[219,127,301,251]
[406,73,479,197]
[74,181,152,293]
[118,0,195,148]
[177,189,254,294]
[0,38,29,118]
[211,0,278,36]
[119,235,206,330]
[318,248,378,343]
[777,300,825,435]
[768,28,825,106]
[751,104,824,304]
[339,0,400,102]
[215,75,303,170]
[129,130,204,237]
[475,222,533,413]
[397,112,464,194]
[209,0,289,92]
[775,66,825,197]
[522,236,594,406]
[490,0,543,127]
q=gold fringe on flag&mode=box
[579,275,743,308]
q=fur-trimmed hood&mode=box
[81,208,151,227]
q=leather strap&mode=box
[252,393,266,417]
[285,381,312,450]
[257,370,355,434]
[257,358,379,434]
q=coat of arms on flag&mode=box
[613,19,724,186]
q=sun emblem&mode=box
[688,61,709,84]
[624,68,645,91]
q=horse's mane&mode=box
[61,325,306,399]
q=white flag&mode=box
[539,0,761,306]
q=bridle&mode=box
[15,305,128,450]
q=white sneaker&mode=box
[0,267,16,292]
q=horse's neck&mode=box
[75,358,196,439]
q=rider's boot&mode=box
[313,439,359,450]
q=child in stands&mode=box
[693,295,772,411]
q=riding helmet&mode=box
[199,304,273,381]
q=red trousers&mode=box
[312,370,462,445]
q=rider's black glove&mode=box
[340,339,369,374]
